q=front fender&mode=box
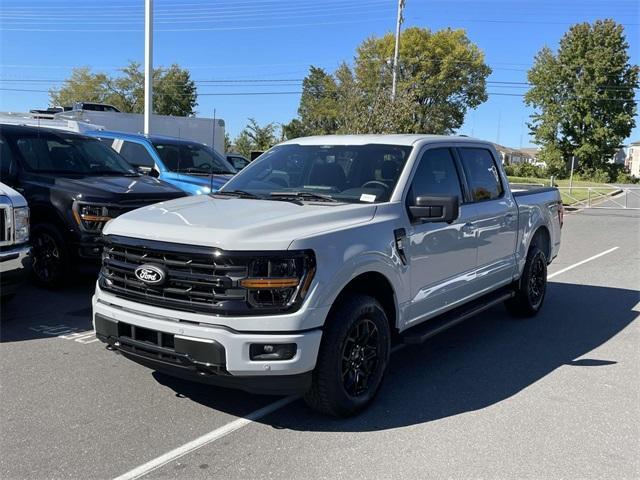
[290,206,409,329]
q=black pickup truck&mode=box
[0,125,185,287]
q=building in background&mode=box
[492,143,539,165]
[608,146,627,165]
[625,141,640,178]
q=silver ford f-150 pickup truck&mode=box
[93,135,562,416]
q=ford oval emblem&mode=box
[134,264,166,286]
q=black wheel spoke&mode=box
[341,318,380,397]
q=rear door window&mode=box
[119,141,155,168]
[458,148,504,201]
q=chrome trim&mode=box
[0,244,31,274]
[0,205,12,246]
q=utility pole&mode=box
[144,0,153,135]
[391,0,405,101]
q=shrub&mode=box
[508,162,545,178]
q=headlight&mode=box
[13,207,29,244]
[72,202,112,232]
[240,253,316,309]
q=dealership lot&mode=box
[1,208,638,480]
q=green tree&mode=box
[287,27,490,135]
[296,66,340,135]
[49,68,112,107]
[224,132,233,153]
[232,118,279,157]
[154,64,197,116]
[50,61,198,116]
[355,27,491,134]
[525,20,639,172]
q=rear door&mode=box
[457,147,518,293]
[404,146,479,326]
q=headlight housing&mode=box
[240,253,316,309]
[13,207,29,244]
[73,202,112,233]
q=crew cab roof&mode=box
[278,134,485,147]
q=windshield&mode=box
[220,144,413,203]
[13,134,137,175]
[153,141,236,175]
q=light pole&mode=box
[391,0,405,101]
[144,0,153,135]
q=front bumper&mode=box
[0,244,31,296]
[93,291,323,395]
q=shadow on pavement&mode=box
[157,282,639,432]
[0,268,98,342]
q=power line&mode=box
[0,15,395,32]
[2,87,637,102]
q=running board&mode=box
[401,287,515,344]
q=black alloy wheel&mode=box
[31,223,68,287]
[341,318,380,397]
[528,252,547,309]
[304,294,390,417]
[505,245,547,317]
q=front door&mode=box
[405,147,478,327]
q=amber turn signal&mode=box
[240,278,300,289]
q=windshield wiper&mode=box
[268,191,338,203]
[214,189,263,199]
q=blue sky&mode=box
[1,0,638,147]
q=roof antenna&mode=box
[210,108,216,195]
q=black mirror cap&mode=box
[409,195,460,223]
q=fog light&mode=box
[249,343,296,361]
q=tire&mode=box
[506,245,547,317]
[30,223,69,288]
[304,294,391,417]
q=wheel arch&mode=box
[328,271,398,335]
[530,225,551,261]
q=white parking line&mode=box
[114,247,620,480]
[548,246,619,279]
[114,396,297,480]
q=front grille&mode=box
[0,207,6,242]
[100,235,250,315]
[0,206,9,244]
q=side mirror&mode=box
[409,195,459,223]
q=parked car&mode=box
[0,181,30,301]
[226,153,251,171]
[88,131,236,195]
[70,102,120,112]
[93,135,562,416]
[0,125,186,287]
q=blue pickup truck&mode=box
[89,131,236,195]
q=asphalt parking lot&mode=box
[1,207,639,480]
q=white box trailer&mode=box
[54,110,226,154]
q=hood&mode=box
[52,175,184,202]
[0,182,27,207]
[104,195,377,250]
[171,173,233,190]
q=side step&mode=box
[401,286,515,344]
